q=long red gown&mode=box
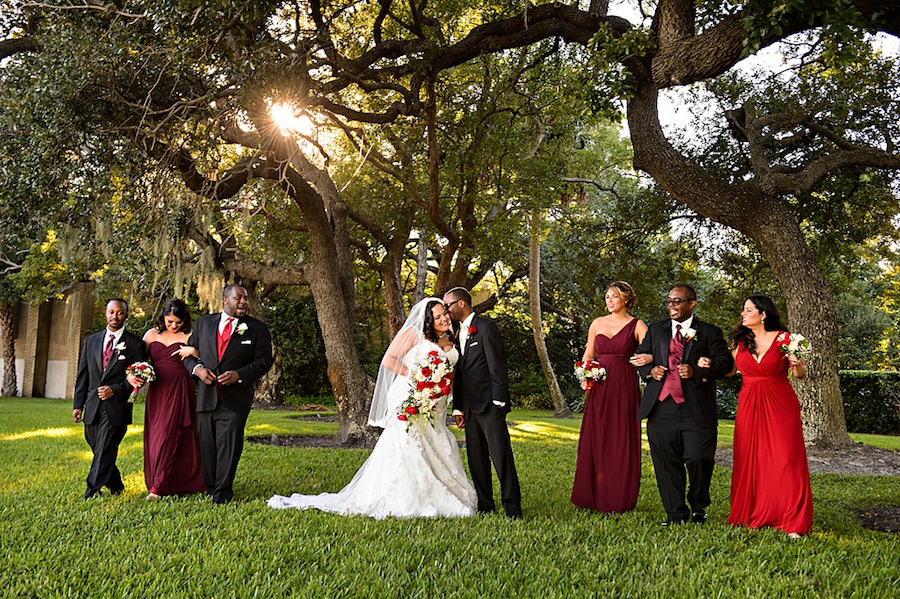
[571,319,641,512]
[143,341,206,496]
[728,338,813,535]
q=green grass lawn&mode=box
[1,398,898,597]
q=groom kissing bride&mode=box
[269,289,521,520]
[443,287,523,519]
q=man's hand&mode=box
[677,363,694,379]
[97,386,113,400]
[454,414,465,429]
[216,370,239,386]
[73,409,83,423]
[650,365,667,381]
[194,366,217,385]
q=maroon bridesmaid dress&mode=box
[143,341,207,496]
[728,338,813,535]
[571,318,641,512]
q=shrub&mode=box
[509,369,553,409]
[716,374,742,419]
[840,370,900,434]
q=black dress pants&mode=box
[646,397,717,521]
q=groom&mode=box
[633,285,733,526]
[183,284,274,504]
[73,298,147,498]
[443,287,522,518]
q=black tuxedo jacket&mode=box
[635,318,733,429]
[73,329,147,427]
[183,313,274,415]
[452,314,510,416]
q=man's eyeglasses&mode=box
[663,298,694,306]
[444,299,460,309]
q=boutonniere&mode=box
[467,325,477,335]
[684,328,697,342]
[114,342,127,352]
[235,322,249,335]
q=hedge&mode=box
[716,370,900,434]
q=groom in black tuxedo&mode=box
[183,284,274,504]
[443,287,522,518]
[73,298,147,498]
[633,285,733,525]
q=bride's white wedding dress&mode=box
[268,341,476,519]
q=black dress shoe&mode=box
[692,510,708,524]
[84,490,102,499]
[660,518,688,527]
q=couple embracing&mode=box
[269,288,522,519]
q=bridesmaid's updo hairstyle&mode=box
[422,299,442,344]
[729,294,786,356]
[155,298,192,334]
[608,281,637,311]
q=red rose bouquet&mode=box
[125,361,156,403]
[398,350,454,434]
[574,359,607,391]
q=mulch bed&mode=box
[851,506,900,533]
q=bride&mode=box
[268,298,476,518]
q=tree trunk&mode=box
[243,283,282,406]
[381,250,407,338]
[414,236,428,304]
[530,211,571,418]
[627,80,851,447]
[0,303,17,397]
[292,185,376,444]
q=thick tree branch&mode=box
[0,36,40,59]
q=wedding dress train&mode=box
[268,341,476,519]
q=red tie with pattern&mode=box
[217,317,234,359]
[102,334,114,369]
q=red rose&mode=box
[428,350,439,357]
[416,381,427,391]
[467,325,477,335]
[398,414,408,421]
[421,367,432,377]
[432,357,442,365]
[405,406,418,415]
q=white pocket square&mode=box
[241,339,252,345]
[469,341,479,347]
[117,355,126,360]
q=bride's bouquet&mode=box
[777,331,812,361]
[574,359,607,391]
[125,361,156,403]
[398,350,454,434]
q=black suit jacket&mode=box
[635,318,733,429]
[73,329,147,427]
[452,314,510,416]
[183,313,274,415]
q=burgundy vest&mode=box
[659,328,685,403]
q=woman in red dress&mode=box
[141,299,206,500]
[716,295,813,537]
[571,281,648,512]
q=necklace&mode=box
[439,332,448,339]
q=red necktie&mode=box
[102,334,114,369]
[217,318,234,359]
[675,324,684,346]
